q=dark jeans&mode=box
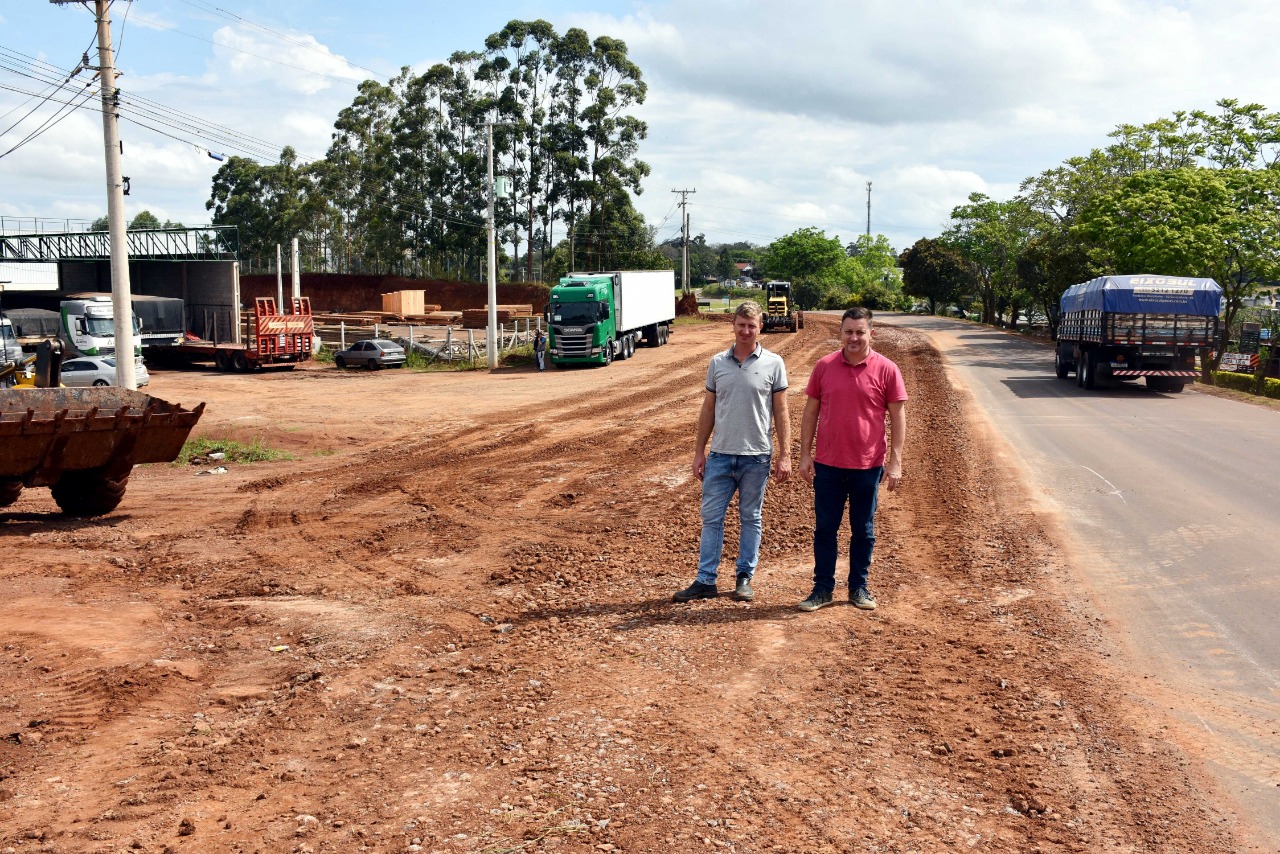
[812,462,883,595]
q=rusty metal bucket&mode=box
[0,388,205,487]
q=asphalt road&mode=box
[881,312,1280,846]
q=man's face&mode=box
[840,317,873,360]
[734,313,762,348]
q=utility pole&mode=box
[866,181,872,238]
[53,0,136,388]
[486,120,498,369]
[671,188,696,294]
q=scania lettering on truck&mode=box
[546,270,676,367]
[1054,274,1222,393]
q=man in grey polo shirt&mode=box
[674,301,791,603]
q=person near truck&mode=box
[796,307,907,612]
[674,301,791,604]
[533,329,547,372]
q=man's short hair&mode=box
[842,306,873,324]
[735,300,763,321]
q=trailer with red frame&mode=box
[156,297,315,372]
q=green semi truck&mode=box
[545,270,676,367]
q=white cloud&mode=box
[212,25,366,96]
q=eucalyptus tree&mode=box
[323,75,404,273]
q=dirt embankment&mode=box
[0,315,1240,852]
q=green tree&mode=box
[764,227,846,308]
[899,238,975,315]
[943,193,1035,325]
[1073,166,1280,358]
[716,246,737,280]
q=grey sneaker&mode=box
[850,586,877,610]
[797,590,833,612]
[673,581,718,602]
[733,575,754,602]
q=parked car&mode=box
[333,339,407,369]
[59,356,150,387]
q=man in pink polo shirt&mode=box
[796,307,907,612]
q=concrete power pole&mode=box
[486,120,498,369]
[291,237,301,300]
[671,188,696,294]
[53,0,137,388]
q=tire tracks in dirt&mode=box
[0,315,1245,852]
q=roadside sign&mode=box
[1221,352,1258,372]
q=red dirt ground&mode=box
[0,314,1246,852]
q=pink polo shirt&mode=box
[805,349,907,469]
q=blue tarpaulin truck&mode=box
[546,270,676,367]
[1054,274,1222,393]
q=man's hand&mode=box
[693,450,707,481]
[799,454,815,484]
[884,461,903,491]
[773,453,792,483]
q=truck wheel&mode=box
[1166,381,1186,394]
[51,468,129,517]
[1082,352,1097,390]
[0,479,23,508]
[626,336,636,359]
[1147,376,1167,392]
[1054,350,1069,379]
[232,351,249,372]
[215,350,232,371]
[602,340,613,366]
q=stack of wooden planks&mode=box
[461,308,515,328]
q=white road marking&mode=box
[1082,466,1127,504]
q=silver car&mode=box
[333,339,407,369]
[60,356,151,387]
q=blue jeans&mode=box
[812,462,883,595]
[696,452,772,585]
[535,350,546,370]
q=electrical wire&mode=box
[0,83,99,159]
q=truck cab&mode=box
[547,275,617,365]
[60,295,141,357]
[0,318,21,366]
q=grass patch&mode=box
[674,315,710,327]
[174,436,295,466]
[313,345,334,365]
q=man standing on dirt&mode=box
[533,329,547,372]
[796,307,906,612]
[674,301,791,604]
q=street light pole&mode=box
[486,120,498,369]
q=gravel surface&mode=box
[0,315,1243,852]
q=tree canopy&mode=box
[205,20,655,282]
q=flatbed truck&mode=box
[1054,274,1222,393]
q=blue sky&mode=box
[4,0,1280,257]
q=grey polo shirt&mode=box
[705,343,788,455]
